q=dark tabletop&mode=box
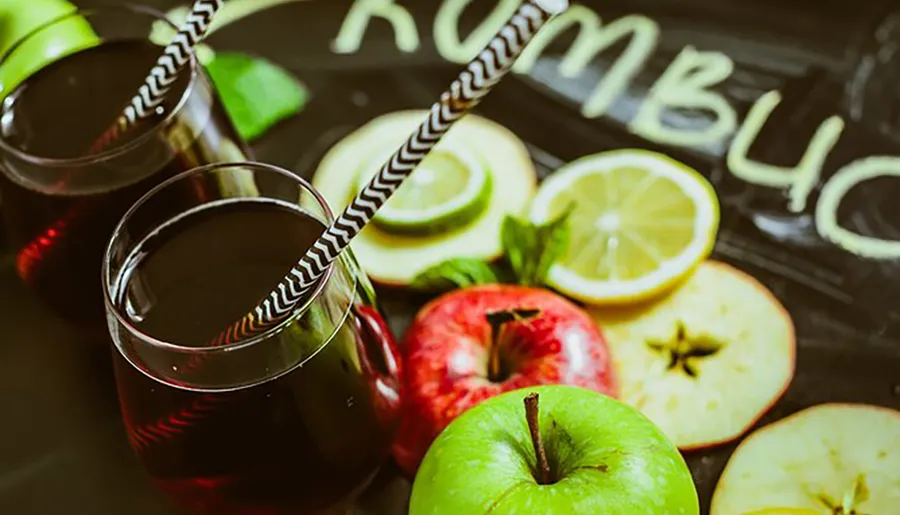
[3,0,900,513]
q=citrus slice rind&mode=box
[529,149,719,304]
[355,139,493,235]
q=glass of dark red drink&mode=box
[102,162,402,514]
[0,5,248,327]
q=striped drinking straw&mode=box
[88,0,224,153]
[17,0,224,281]
[125,0,570,452]
[210,0,570,347]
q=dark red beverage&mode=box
[0,33,247,326]
[105,183,401,514]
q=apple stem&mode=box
[524,392,552,485]
[488,340,502,382]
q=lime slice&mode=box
[312,110,537,286]
[528,149,720,304]
[355,140,492,235]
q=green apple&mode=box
[409,385,699,515]
[0,0,100,101]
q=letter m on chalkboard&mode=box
[513,6,660,118]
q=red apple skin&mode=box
[353,305,404,430]
[391,285,617,477]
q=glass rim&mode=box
[0,4,200,168]
[102,161,341,356]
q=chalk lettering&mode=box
[513,9,659,118]
[816,156,900,259]
[333,0,420,54]
[318,0,900,261]
[631,46,737,147]
[434,0,518,63]
[728,90,845,213]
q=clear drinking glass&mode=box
[0,5,248,327]
[102,162,402,514]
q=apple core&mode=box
[813,474,870,515]
[646,320,724,378]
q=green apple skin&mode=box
[409,385,699,515]
[0,0,100,101]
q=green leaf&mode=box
[534,208,573,285]
[205,52,309,142]
[500,208,573,287]
[501,216,536,284]
[410,258,500,293]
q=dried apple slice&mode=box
[740,510,821,515]
[588,260,795,449]
[711,403,900,515]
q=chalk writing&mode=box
[514,9,659,118]
[727,90,846,213]
[817,157,900,258]
[333,0,420,53]
[175,0,900,260]
[434,0,518,63]
[631,46,736,147]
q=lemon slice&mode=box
[355,140,492,235]
[528,149,719,304]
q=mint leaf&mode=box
[410,259,500,292]
[501,208,572,286]
[409,209,572,293]
[205,52,308,141]
[501,216,536,285]
[534,208,573,285]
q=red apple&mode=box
[353,304,404,429]
[391,284,617,476]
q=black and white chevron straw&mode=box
[89,0,223,152]
[213,0,569,346]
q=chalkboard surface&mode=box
[1,0,899,513]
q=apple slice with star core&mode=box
[711,403,900,515]
[589,260,795,450]
[409,385,699,515]
[392,285,616,477]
